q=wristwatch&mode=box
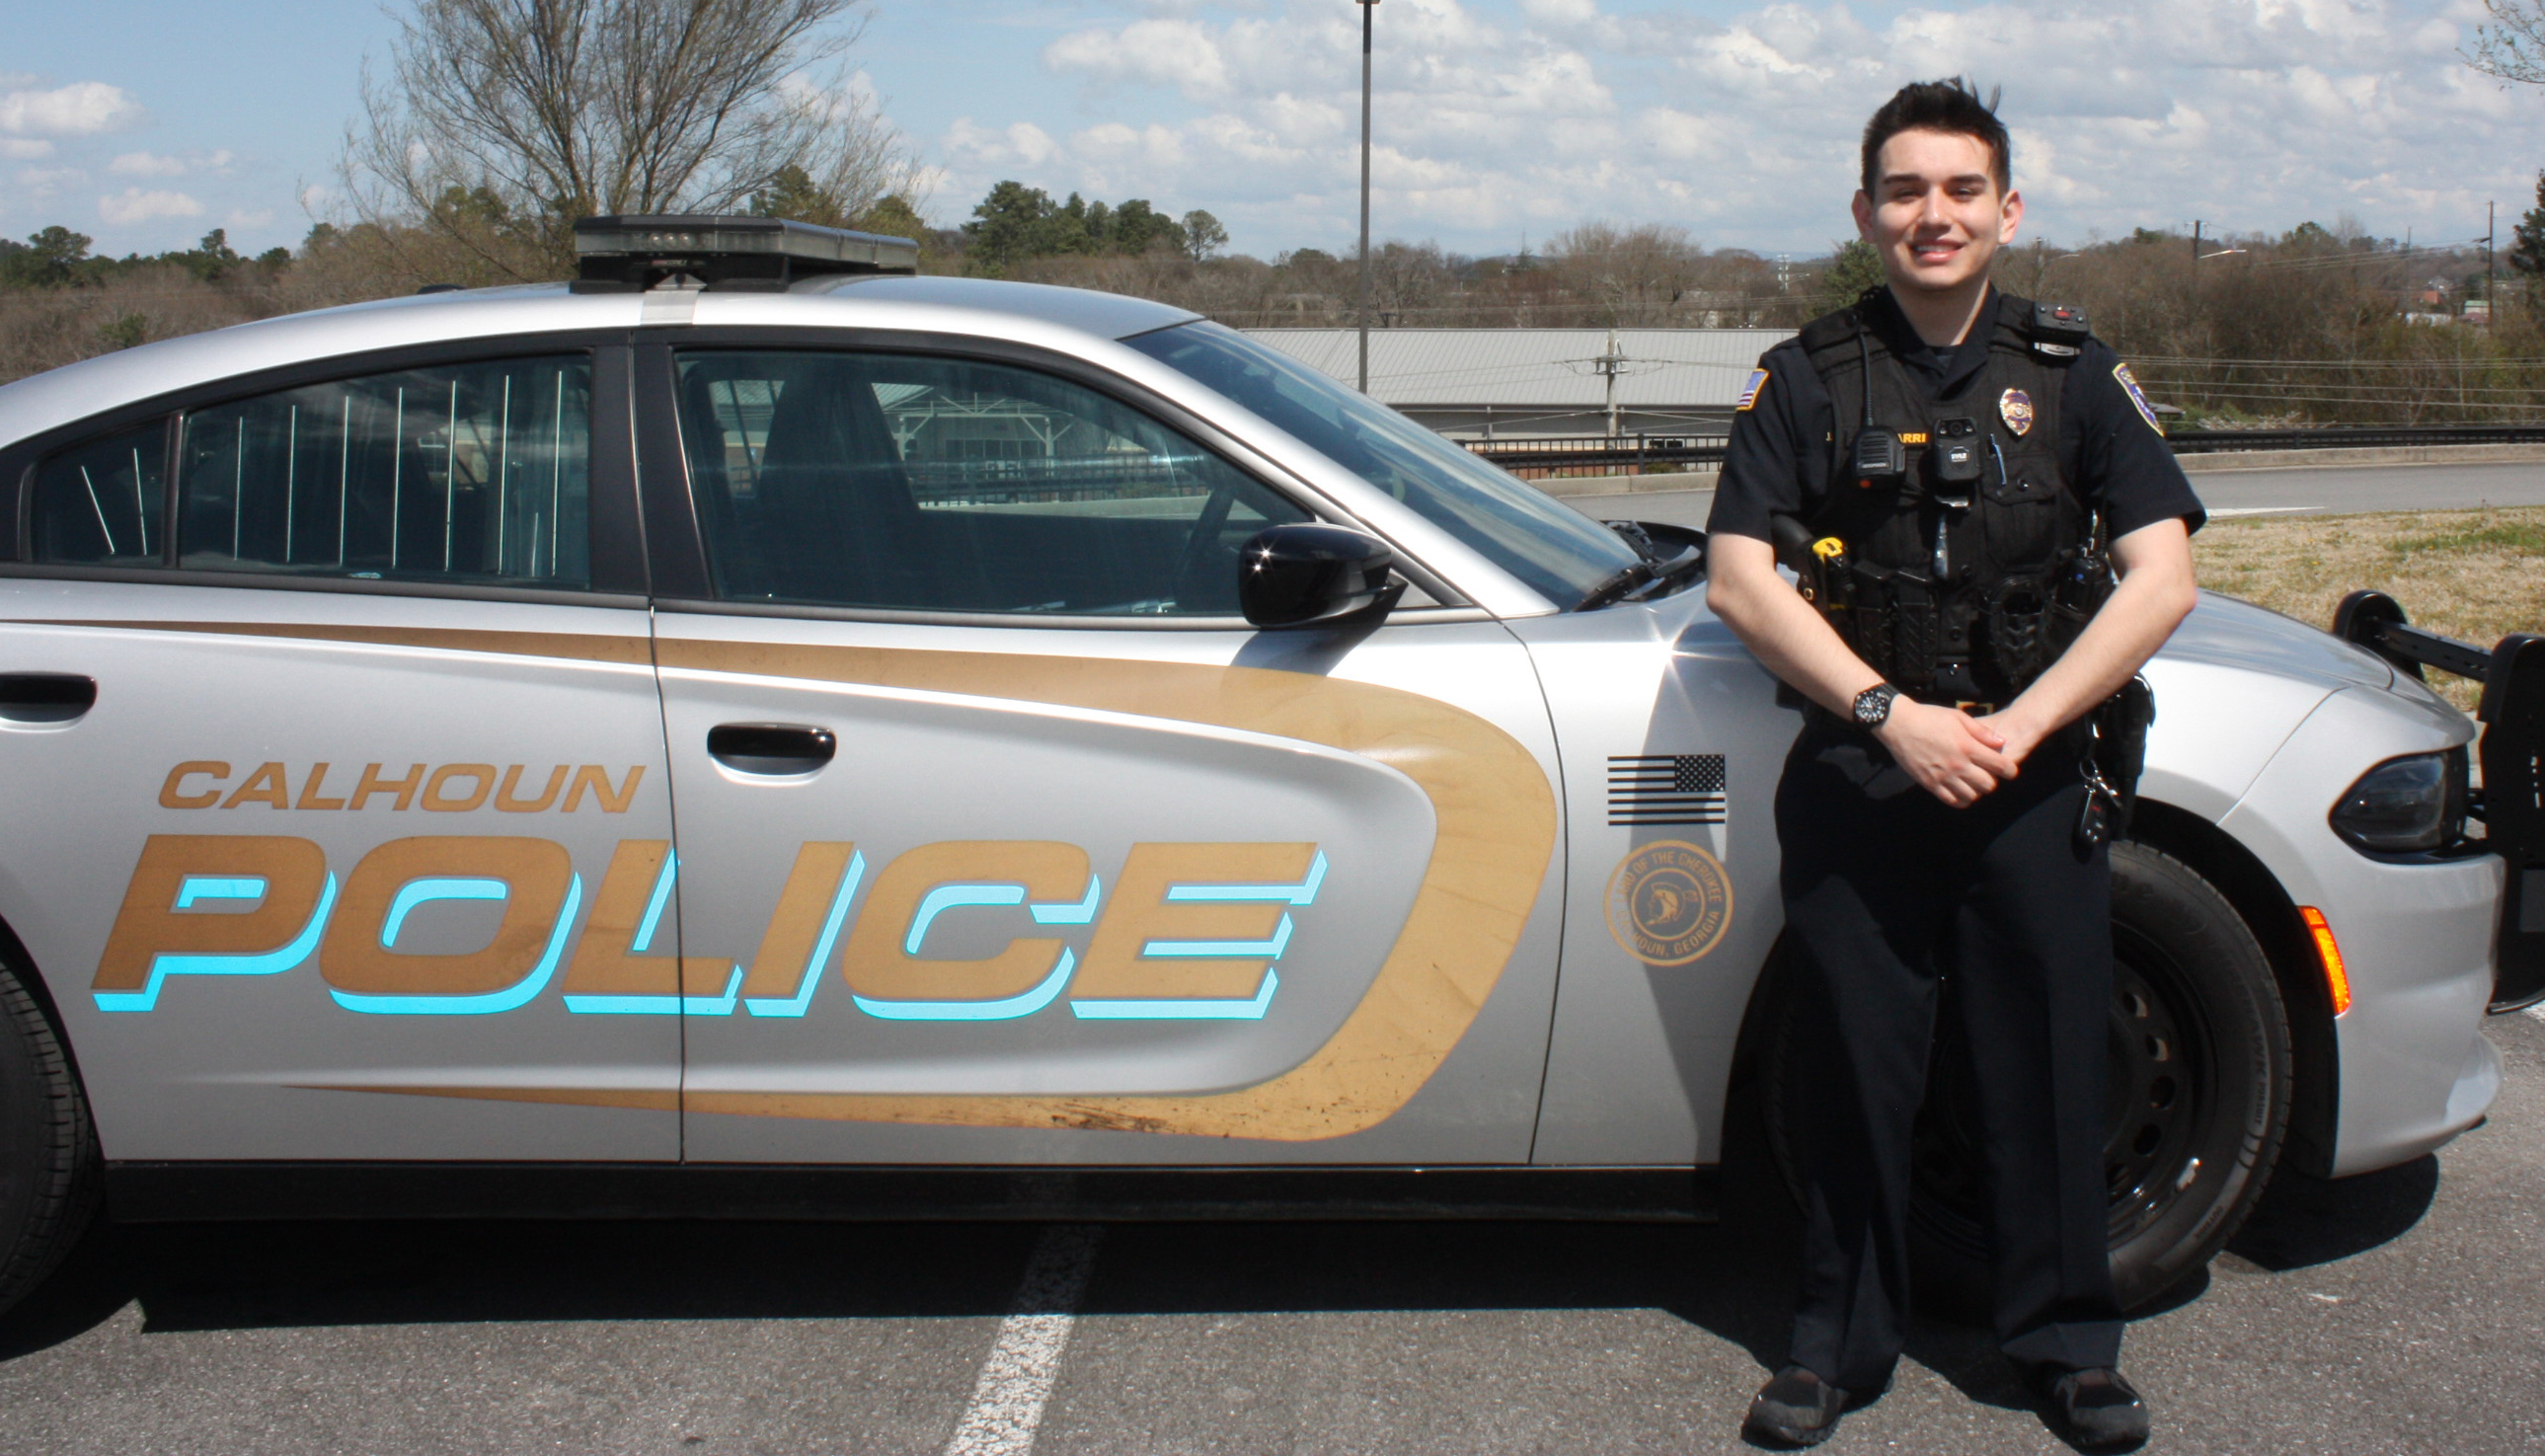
[1853,683,1900,729]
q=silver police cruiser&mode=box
[0,216,2531,1316]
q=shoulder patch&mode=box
[1735,368,1769,412]
[2113,362,2164,437]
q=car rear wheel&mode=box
[0,958,99,1317]
[1763,840,2293,1314]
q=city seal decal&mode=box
[1605,840,1734,965]
[2113,361,2165,436]
[1998,387,2035,438]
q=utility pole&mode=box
[1596,328,1625,439]
[2488,200,2497,309]
[1356,0,1378,394]
[2191,220,2200,265]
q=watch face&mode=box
[1855,688,1889,726]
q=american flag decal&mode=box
[1608,754,1729,826]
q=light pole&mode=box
[1356,0,1377,394]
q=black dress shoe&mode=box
[1741,1365,1849,1448]
[2042,1367,2149,1450]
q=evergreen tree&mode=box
[1181,209,1227,262]
[1813,239,1886,314]
[0,226,95,287]
[749,163,849,226]
[2511,170,2545,276]
[963,181,1058,272]
[855,193,928,242]
[961,183,1201,268]
[1107,199,1184,256]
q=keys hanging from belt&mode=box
[2075,757,2122,851]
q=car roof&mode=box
[0,275,1203,448]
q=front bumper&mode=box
[2218,685,2504,1177]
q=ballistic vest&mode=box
[1795,291,2112,704]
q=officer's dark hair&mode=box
[1859,78,2010,196]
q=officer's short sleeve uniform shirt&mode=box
[1706,288,2205,545]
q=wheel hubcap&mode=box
[2103,941,2208,1241]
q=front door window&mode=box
[671,350,1305,615]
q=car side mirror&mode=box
[1238,524,1402,629]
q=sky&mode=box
[3,0,2538,265]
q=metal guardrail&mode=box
[2165,424,2545,454]
[1462,423,2545,473]
[1464,435,1729,471]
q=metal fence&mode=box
[1462,423,2545,476]
[1464,434,1729,475]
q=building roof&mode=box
[1242,328,1794,409]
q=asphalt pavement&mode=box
[1562,457,2545,533]
[0,1006,2537,1455]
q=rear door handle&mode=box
[707,723,836,776]
[0,673,97,725]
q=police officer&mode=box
[1706,79,2202,1449]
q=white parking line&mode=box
[943,1224,1105,1456]
[2208,506,2324,517]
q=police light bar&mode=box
[571,213,919,293]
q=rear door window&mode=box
[672,349,1307,615]
[175,355,592,586]
[28,421,167,567]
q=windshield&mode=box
[1123,321,1641,607]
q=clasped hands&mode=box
[1873,699,2050,807]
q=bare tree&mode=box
[341,0,923,282]
[2469,0,2545,84]
[1547,222,1700,326]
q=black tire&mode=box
[1762,840,2293,1315]
[0,958,99,1318]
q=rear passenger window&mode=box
[30,421,166,566]
[673,350,1307,615]
[176,356,591,586]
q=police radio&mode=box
[1848,332,1906,486]
[1851,426,1906,484]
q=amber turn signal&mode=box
[2298,906,2351,1016]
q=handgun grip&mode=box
[1768,514,1817,576]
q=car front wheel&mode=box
[1765,839,2294,1314]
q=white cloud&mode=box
[936,0,2535,257]
[110,151,186,177]
[946,117,1063,171]
[0,80,147,137]
[0,138,51,160]
[16,167,84,203]
[108,148,236,178]
[225,207,275,230]
[1045,19,1232,99]
[99,188,203,225]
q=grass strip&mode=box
[2196,505,2545,713]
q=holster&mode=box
[2089,674,2156,831]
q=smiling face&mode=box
[1850,126,2023,300]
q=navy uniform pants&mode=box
[1774,722,2122,1393]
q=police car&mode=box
[0,217,2528,1316]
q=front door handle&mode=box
[707,723,836,776]
[0,673,97,725]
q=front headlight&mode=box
[2329,748,2470,855]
